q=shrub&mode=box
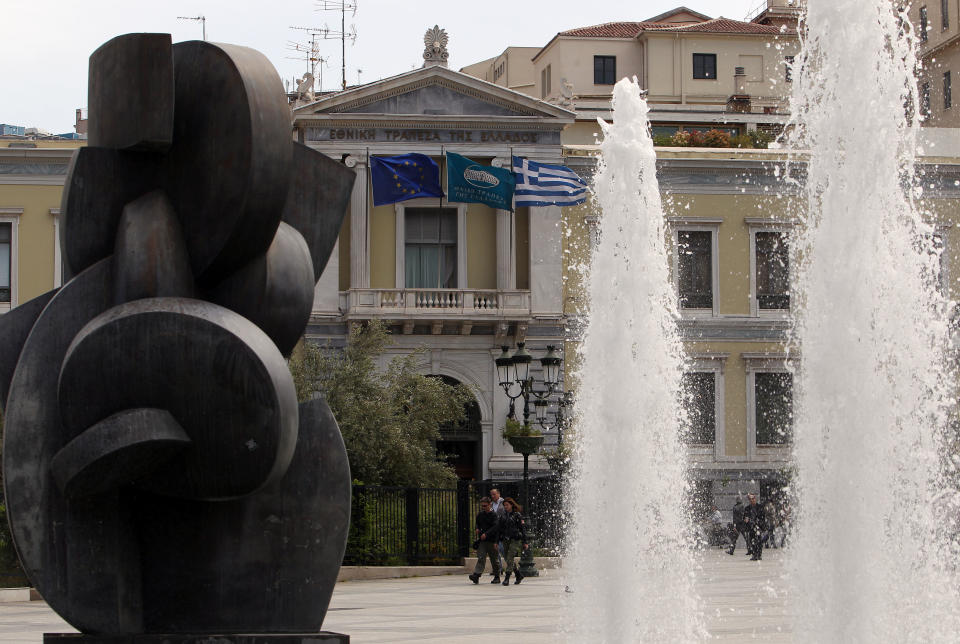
[703,129,731,148]
[652,134,674,146]
[687,130,706,147]
[748,129,774,149]
[670,130,691,147]
[731,134,755,148]
[502,417,542,438]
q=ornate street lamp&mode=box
[494,343,564,578]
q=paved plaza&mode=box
[0,549,792,643]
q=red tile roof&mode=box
[558,17,794,39]
[558,22,648,39]
[657,17,793,34]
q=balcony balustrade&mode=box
[343,288,531,320]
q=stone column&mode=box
[345,156,369,289]
[492,157,516,290]
[496,209,516,290]
[312,239,340,315]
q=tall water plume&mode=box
[788,1,960,640]
[565,79,702,642]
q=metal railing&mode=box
[344,476,565,565]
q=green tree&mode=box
[289,321,470,487]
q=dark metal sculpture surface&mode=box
[0,33,355,642]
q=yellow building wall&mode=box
[369,201,395,289]
[466,204,496,289]
[921,195,960,300]
[686,340,786,458]
[561,200,593,316]
[643,33,798,105]
[0,184,62,306]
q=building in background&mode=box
[0,139,83,314]
[461,2,802,146]
[293,29,574,480]
[459,47,541,96]
[909,0,960,127]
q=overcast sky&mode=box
[3,0,763,134]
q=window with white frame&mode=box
[0,210,19,311]
[676,228,715,311]
[0,222,11,304]
[755,231,790,311]
[682,354,727,459]
[748,221,793,316]
[754,372,793,445]
[404,207,457,288]
[51,209,63,288]
[681,371,716,445]
[744,353,794,461]
[395,201,467,290]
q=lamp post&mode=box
[533,390,572,446]
[495,342,563,578]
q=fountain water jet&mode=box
[788,1,960,640]
[564,79,703,643]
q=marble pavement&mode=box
[0,548,793,643]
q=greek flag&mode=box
[512,156,587,207]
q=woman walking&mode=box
[498,497,529,586]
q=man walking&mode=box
[489,488,506,575]
[727,499,745,555]
[489,488,505,516]
[743,493,766,561]
[468,497,501,584]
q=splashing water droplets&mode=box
[565,79,704,642]
[788,1,960,641]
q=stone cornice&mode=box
[297,116,568,131]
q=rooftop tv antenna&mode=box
[177,15,207,40]
[316,0,358,90]
[288,27,331,91]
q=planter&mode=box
[506,435,544,455]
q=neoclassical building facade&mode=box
[292,61,575,479]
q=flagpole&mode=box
[509,146,515,213]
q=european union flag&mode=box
[370,154,444,206]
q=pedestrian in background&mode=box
[763,500,778,549]
[498,497,528,586]
[727,499,745,555]
[489,488,506,576]
[468,497,501,584]
[743,493,766,561]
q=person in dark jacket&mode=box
[742,493,766,560]
[727,499,745,555]
[498,497,528,586]
[468,497,501,584]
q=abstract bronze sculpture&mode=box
[0,33,355,643]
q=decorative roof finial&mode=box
[422,25,449,67]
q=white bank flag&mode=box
[512,156,587,207]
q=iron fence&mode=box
[344,475,565,565]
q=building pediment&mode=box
[293,66,573,122]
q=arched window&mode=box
[430,375,482,479]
